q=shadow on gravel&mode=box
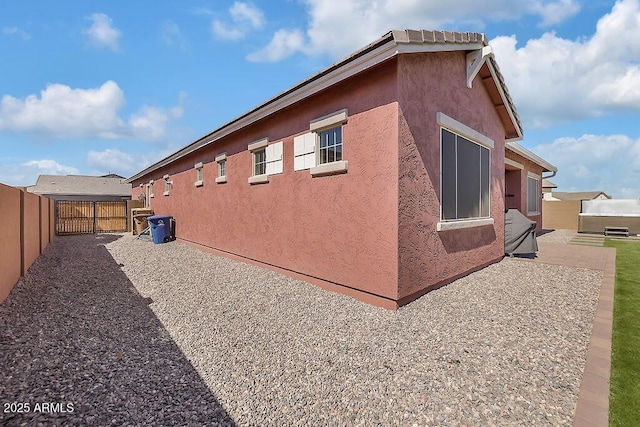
[0,234,235,426]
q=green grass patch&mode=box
[605,239,640,426]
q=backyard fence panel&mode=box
[22,191,41,274]
[96,201,128,232]
[542,200,581,230]
[56,201,95,235]
[0,184,22,303]
[40,197,49,252]
[49,198,55,241]
[56,201,129,235]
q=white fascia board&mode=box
[128,38,497,183]
[507,142,557,172]
[504,157,524,170]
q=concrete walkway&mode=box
[515,241,616,427]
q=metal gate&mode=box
[56,201,128,235]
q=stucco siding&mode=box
[504,150,544,231]
[133,60,400,301]
[396,52,506,301]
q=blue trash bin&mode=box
[147,215,173,244]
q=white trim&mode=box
[437,218,494,231]
[194,162,203,169]
[466,45,493,88]
[128,35,521,182]
[248,138,269,151]
[527,171,541,180]
[215,153,227,162]
[310,109,348,132]
[194,180,203,187]
[163,174,170,180]
[506,142,557,172]
[437,112,494,149]
[215,176,227,184]
[248,174,269,185]
[310,160,348,177]
[505,158,524,170]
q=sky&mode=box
[0,0,639,198]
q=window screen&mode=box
[441,129,490,220]
[527,177,540,213]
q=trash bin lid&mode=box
[148,215,172,223]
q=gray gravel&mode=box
[1,233,602,426]
[537,229,576,244]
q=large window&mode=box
[527,175,540,214]
[318,127,342,165]
[441,128,490,220]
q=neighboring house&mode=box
[28,174,132,201]
[128,29,555,309]
[505,143,557,232]
[547,191,611,202]
[542,179,557,198]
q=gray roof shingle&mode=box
[28,175,132,196]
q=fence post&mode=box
[20,190,25,277]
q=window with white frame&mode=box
[318,127,342,164]
[248,138,283,184]
[163,174,171,196]
[527,173,540,214]
[437,113,493,230]
[294,109,348,176]
[215,153,227,184]
[148,180,154,199]
[194,162,204,187]
[254,148,266,176]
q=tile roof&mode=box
[128,29,523,183]
[28,175,132,196]
[552,191,611,201]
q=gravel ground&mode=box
[537,229,576,244]
[1,233,602,426]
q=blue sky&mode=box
[1,0,639,197]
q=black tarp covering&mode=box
[505,208,538,255]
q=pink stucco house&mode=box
[128,30,555,309]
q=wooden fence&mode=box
[56,201,129,235]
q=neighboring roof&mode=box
[542,179,557,189]
[551,191,611,201]
[28,175,132,197]
[505,142,557,173]
[128,29,522,183]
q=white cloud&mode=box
[212,2,264,40]
[84,13,122,51]
[492,0,640,127]
[230,2,264,29]
[211,21,245,41]
[530,0,581,27]
[2,26,30,40]
[23,159,80,175]
[531,134,640,198]
[247,0,582,62]
[246,29,305,62]
[162,20,187,49]
[0,81,185,142]
[87,148,136,174]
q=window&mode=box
[527,174,540,214]
[436,113,494,231]
[163,174,171,196]
[253,149,266,176]
[441,128,490,221]
[248,138,282,184]
[194,162,203,187]
[215,153,227,184]
[148,180,154,198]
[294,109,348,177]
[318,127,342,165]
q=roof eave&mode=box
[128,30,523,182]
[506,142,557,172]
